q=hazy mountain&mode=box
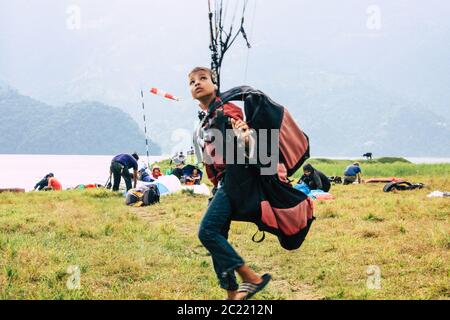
[0,84,161,155]
[255,70,450,157]
[1,0,449,156]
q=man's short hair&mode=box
[353,162,359,166]
[132,152,139,160]
[188,66,217,84]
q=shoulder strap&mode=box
[208,86,263,113]
[252,229,266,243]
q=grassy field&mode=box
[302,157,450,179]
[0,160,449,300]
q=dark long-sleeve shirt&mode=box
[298,169,331,192]
[111,154,138,170]
[34,177,48,190]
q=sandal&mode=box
[237,273,272,300]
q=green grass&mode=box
[157,157,449,182]
[299,158,449,180]
[0,162,449,300]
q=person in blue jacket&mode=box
[138,166,153,182]
[343,162,363,185]
[110,153,139,191]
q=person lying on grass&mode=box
[189,67,271,300]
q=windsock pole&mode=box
[140,89,150,167]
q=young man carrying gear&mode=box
[189,67,271,300]
[110,153,139,191]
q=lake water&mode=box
[1,154,449,191]
[0,154,167,191]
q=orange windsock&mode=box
[150,87,180,101]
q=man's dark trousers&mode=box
[110,161,132,191]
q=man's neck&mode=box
[198,94,216,111]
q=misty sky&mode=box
[1,0,449,153]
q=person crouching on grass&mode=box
[188,67,271,300]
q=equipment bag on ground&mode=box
[126,185,160,207]
[383,181,424,192]
[207,86,314,251]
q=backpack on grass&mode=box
[125,185,160,207]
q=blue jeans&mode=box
[198,188,245,291]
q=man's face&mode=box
[189,70,216,100]
[304,170,311,176]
